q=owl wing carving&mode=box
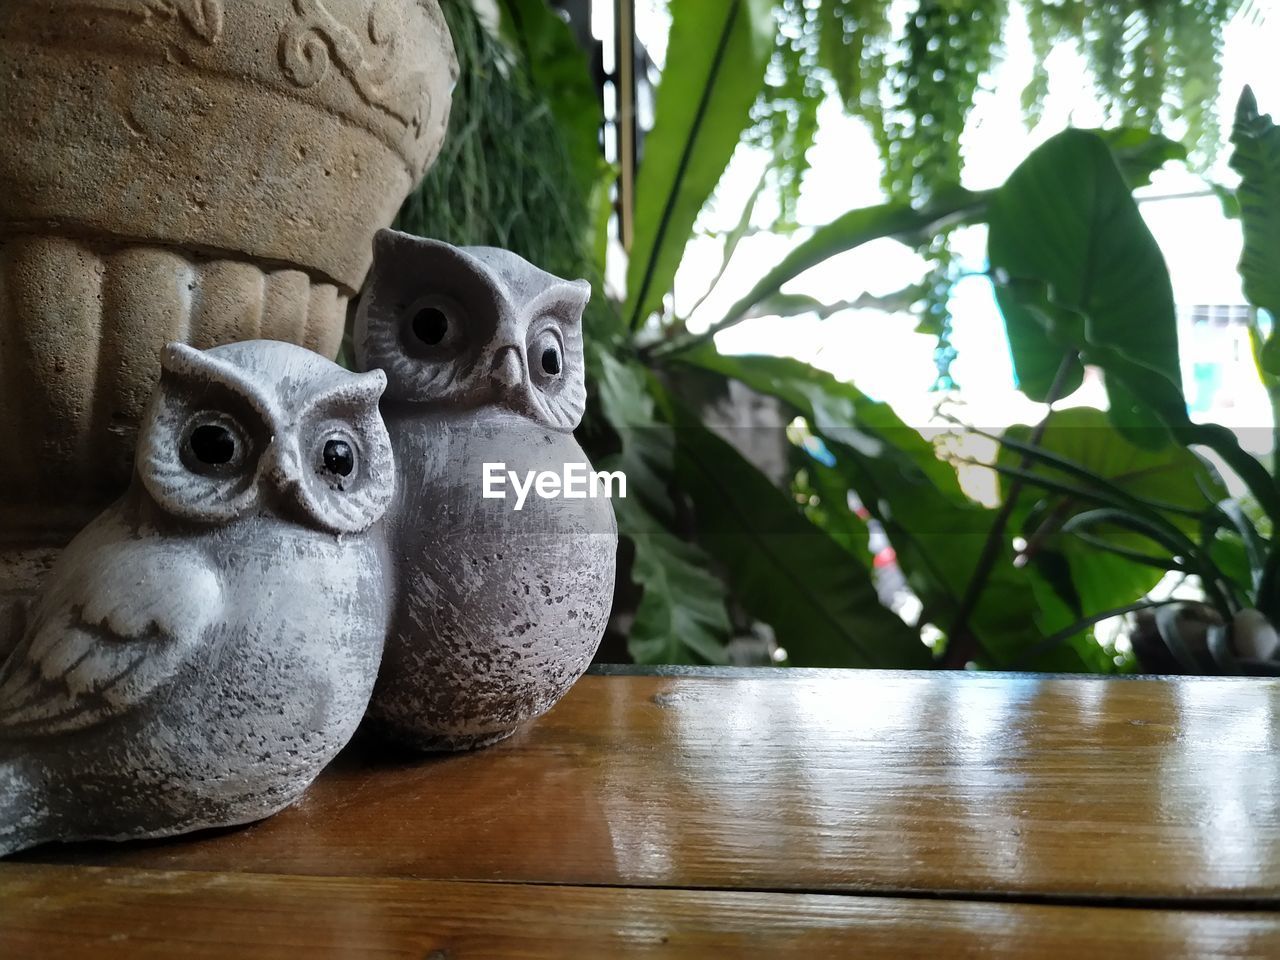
[0,543,222,738]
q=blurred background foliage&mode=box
[395,0,599,282]
[761,0,1242,205]
[393,0,1280,675]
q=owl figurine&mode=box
[355,230,617,751]
[0,340,395,855]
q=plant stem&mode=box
[1270,386,1280,478]
[1258,526,1280,624]
[644,192,993,360]
[1009,598,1183,670]
[939,352,1077,669]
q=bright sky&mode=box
[614,2,1280,438]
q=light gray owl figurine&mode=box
[355,230,617,751]
[0,340,395,855]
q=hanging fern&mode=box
[814,1,1004,386]
[1021,0,1241,169]
[758,0,1241,198]
[817,0,893,117]
[881,0,1008,200]
[757,0,1004,204]
[745,0,827,229]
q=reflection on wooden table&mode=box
[3,670,1279,957]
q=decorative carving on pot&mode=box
[0,0,456,554]
[0,340,396,855]
[354,232,618,751]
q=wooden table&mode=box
[3,668,1279,957]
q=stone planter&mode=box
[0,0,457,598]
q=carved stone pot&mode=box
[0,0,457,603]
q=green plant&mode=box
[394,0,1260,672]
[753,0,1243,383]
[969,89,1280,675]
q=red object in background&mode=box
[873,548,898,569]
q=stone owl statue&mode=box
[355,230,617,751]
[0,340,395,855]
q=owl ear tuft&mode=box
[347,368,388,407]
[156,341,282,426]
[304,367,389,421]
[534,279,590,329]
[566,279,591,318]
[159,341,206,377]
[158,341,241,392]
[372,227,411,259]
[359,367,388,394]
[372,229,458,264]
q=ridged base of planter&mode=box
[0,233,348,514]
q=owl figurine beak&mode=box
[262,442,304,498]
[490,344,526,389]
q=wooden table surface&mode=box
[3,669,1279,957]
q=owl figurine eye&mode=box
[323,439,356,477]
[530,327,563,381]
[412,307,448,346]
[291,403,394,529]
[182,413,249,474]
[404,296,467,356]
[312,431,361,493]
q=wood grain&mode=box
[3,863,1278,959]
[20,673,1280,902]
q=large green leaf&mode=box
[1092,127,1188,189]
[648,128,1181,359]
[1004,407,1224,539]
[625,0,774,330]
[673,346,967,497]
[680,171,768,321]
[672,348,1092,669]
[658,388,928,668]
[694,190,988,346]
[617,497,732,665]
[1230,86,1280,371]
[998,278,1280,518]
[992,271,1280,628]
[988,129,1181,433]
[594,350,673,518]
[795,451,875,564]
[1000,407,1226,616]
